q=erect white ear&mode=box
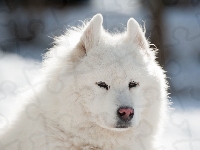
[126,18,149,50]
[80,14,103,53]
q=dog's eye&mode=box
[129,81,139,89]
[96,81,110,90]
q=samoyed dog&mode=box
[0,14,168,150]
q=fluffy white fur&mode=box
[0,14,168,150]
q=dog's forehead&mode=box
[86,43,142,66]
[75,40,148,80]
[76,53,144,82]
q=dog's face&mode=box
[74,44,160,131]
[57,15,163,131]
[68,14,162,131]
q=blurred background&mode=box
[0,0,200,149]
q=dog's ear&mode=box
[126,18,149,50]
[80,14,103,54]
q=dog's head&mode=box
[48,14,167,132]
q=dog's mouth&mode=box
[115,121,132,129]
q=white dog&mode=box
[0,14,168,150]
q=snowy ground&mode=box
[0,52,199,150]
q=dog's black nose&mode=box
[117,107,134,122]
